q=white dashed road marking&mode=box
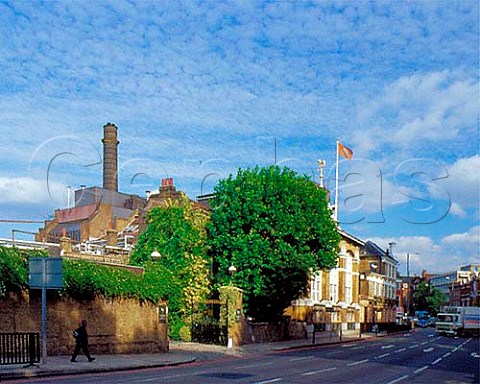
[290,356,314,361]
[414,366,429,374]
[236,362,273,369]
[302,367,337,376]
[423,348,434,353]
[432,358,442,365]
[376,353,391,359]
[326,350,343,355]
[382,345,394,349]
[347,359,369,366]
[255,378,282,384]
[385,375,409,384]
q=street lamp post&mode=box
[228,264,237,274]
[405,252,419,316]
[226,265,237,348]
[445,276,455,306]
[228,265,237,283]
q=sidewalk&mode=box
[0,332,380,381]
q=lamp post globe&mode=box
[228,265,237,275]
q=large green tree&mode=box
[207,165,340,321]
[413,281,445,316]
[130,196,210,339]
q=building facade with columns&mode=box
[286,230,363,337]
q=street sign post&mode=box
[29,258,63,362]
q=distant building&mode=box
[36,185,145,243]
[36,124,146,244]
[450,265,480,307]
[396,270,431,318]
[32,123,205,267]
[429,264,480,305]
[145,178,186,211]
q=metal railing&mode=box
[0,333,40,366]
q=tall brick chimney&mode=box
[102,123,119,192]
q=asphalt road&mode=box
[10,328,480,384]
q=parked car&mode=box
[414,311,431,328]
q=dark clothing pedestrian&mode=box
[71,320,95,362]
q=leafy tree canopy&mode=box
[207,165,340,321]
[413,281,445,316]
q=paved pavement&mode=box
[0,331,384,381]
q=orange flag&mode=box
[338,142,353,160]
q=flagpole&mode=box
[335,139,339,222]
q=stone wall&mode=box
[241,319,289,343]
[0,291,168,356]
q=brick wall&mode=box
[0,291,168,356]
[88,204,113,239]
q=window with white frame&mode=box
[310,271,322,303]
[329,269,338,303]
[347,311,354,322]
[345,252,353,304]
[331,311,339,322]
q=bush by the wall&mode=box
[0,247,167,303]
[0,247,43,297]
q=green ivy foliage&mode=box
[62,259,147,300]
[130,197,211,340]
[0,246,35,297]
[0,247,166,303]
[207,165,340,321]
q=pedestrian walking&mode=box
[71,320,95,362]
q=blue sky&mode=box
[0,1,478,275]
